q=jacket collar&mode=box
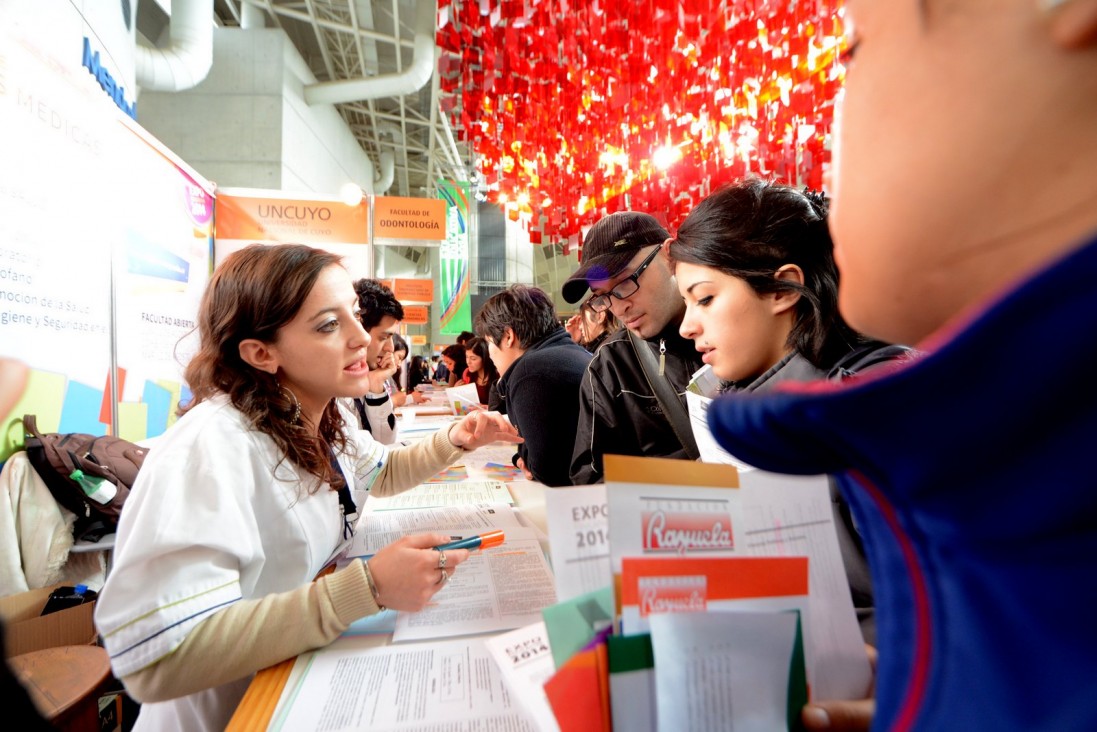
[498,328,580,390]
[725,352,829,394]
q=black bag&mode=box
[22,414,148,541]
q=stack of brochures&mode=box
[495,454,877,732]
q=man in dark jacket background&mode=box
[474,285,591,487]
[562,212,703,484]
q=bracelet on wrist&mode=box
[362,559,385,612]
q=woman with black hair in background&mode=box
[565,299,620,353]
[441,344,468,387]
[407,354,431,395]
[387,334,425,407]
[463,336,500,407]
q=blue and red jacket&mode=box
[708,235,1097,730]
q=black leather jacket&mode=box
[569,322,703,485]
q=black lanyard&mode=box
[328,451,358,540]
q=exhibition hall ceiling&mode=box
[212,0,472,199]
[202,1,847,246]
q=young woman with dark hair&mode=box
[671,178,907,391]
[463,336,499,406]
[407,354,431,393]
[94,244,520,729]
[670,178,908,673]
[441,344,468,387]
[390,334,409,391]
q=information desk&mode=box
[226,437,547,732]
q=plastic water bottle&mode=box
[69,469,118,505]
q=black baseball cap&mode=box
[562,211,670,303]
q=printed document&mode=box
[685,390,758,471]
[604,456,744,576]
[393,526,557,642]
[619,555,815,691]
[544,483,612,602]
[463,442,522,473]
[649,611,803,732]
[484,622,560,732]
[446,382,482,415]
[270,635,537,732]
[365,480,514,509]
[346,503,521,558]
[739,470,873,701]
[603,457,871,701]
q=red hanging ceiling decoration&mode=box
[436,0,847,252]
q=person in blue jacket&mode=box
[708,3,1097,730]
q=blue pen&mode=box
[434,530,505,551]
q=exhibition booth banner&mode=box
[372,196,447,245]
[110,122,214,443]
[436,181,473,336]
[391,278,434,304]
[215,189,372,279]
[0,0,212,454]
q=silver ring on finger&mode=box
[438,550,447,569]
[437,568,449,585]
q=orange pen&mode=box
[433,529,505,551]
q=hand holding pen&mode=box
[365,534,473,612]
[428,531,504,588]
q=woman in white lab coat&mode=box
[95,243,521,731]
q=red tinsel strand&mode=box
[436,0,847,253]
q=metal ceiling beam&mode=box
[240,0,414,47]
[303,0,338,81]
[221,0,465,199]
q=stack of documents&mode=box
[527,454,873,732]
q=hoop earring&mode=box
[279,385,301,425]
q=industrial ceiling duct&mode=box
[135,0,214,91]
[304,0,437,106]
[375,151,395,195]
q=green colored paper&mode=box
[542,585,615,670]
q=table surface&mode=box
[10,645,112,720]
[226,433,547,732]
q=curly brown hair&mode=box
[181,244,350,492]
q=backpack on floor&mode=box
[22,414,148,541]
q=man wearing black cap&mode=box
[563,211,704,484]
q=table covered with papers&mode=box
[228,419,872,732]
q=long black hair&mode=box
[442,344,468,378]
[464,336,500,385]
[671,178,863,369]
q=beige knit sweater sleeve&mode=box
[367,425,464,497]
